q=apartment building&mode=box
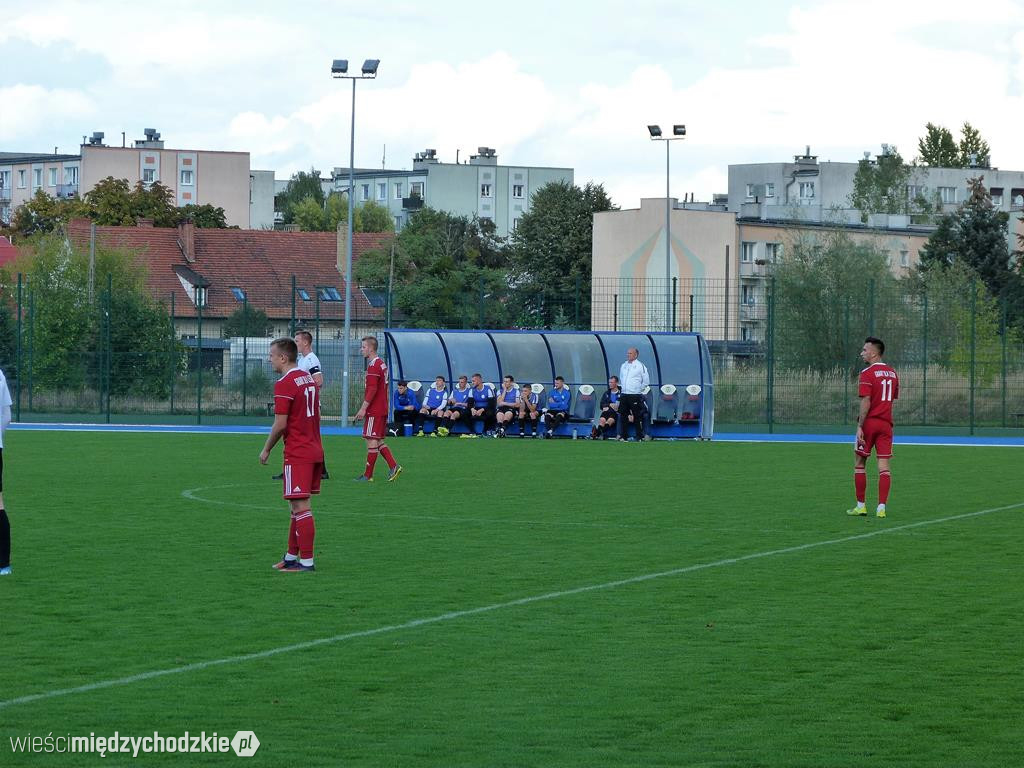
[0,151,81,225]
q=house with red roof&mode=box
[65,218,393,340]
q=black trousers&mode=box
[620,394,645,439]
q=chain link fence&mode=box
[5,273,1023,431]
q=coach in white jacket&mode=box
[618,348,650,441]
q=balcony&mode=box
[0,188,10,201]
[402,195,424,211]
[56,184,79,199]
[738,259,768,278]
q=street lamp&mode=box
[332,57,379,426]
[648,123,685,330]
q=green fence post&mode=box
[689,294,694,335]
[105,273,112,424]
[1001,297,1007,428]
[479,276,486,329]
[868,278,875,336]
[27,286,34,414]
[15,273,21,422]
[922,291,928,426]
[767,276,775,433]
[242,294,249,417]
[843,296,852,422]
[169,292,176,415]
[290,275,297,337]
[613,294,618,332]
[671,277,677,333]
[197,288,203,425]
[969,278,976,435]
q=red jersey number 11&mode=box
[880,379,894,402]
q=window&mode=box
[765,182,775,198]
[48,168,57,186]
[512,184,524,198]
[33,168,41,187]
[480,183,492,198]
[906,184,924,200]
[230,287,246,301]
[410,181,424,198]
[17,170,26,188]
[298,289,311,301]
[740,242,755,263]
[798,181,815,199]
[143,168,156,183]
[745,183,755,198]
[318,287,342,301]
[938,186,957,204]
[740,326,751,341]
[512,218,519,231]
[63,167,78,185]
[377,183,386,200]
[899,250,909,267]
[180,170,194,186]
[394,182,403,199]
[740,285,755,305]
[764,243,780,263]
[360,184,370,201]
[1012,189,1024,208]
[990,188,1003,206]
[394,216,402,230]
[0,170,9,189]
[194,287,207,308]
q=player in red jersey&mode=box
[260,337,324,571]
[353,335,402,482]
[848,336,899,519]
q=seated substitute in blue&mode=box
[518,384,540,436]
[417,376,449,435]
[543,376,571,438]
[468,373,497,434]
[593,375,622,439]
[494,375,519,437]
[438,375,471,436]
[391,380,419,435]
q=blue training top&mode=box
[393,388,418,411]
[499,386,518,405]
[424,387,448,410]
[450,386,470,408]
[548,386,571,412]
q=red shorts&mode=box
[362,414,387,439]
[856,418,893,459]
[282,461,324,500]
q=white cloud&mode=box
[0,84,95,142]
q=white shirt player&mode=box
[0,368,11,449]
[297,351,324,387]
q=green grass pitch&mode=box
[1,431,1022,767]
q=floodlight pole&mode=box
[649,125,685,331]
[333,58,378,426]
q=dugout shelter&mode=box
[382,330,714,439]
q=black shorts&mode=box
[448,406,467,417]
[600,408,618,421]
[497,405,517,416]
[472,408,494,420]
[521,409,539,419]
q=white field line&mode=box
[1,501,1020,712]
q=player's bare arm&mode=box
[260,414,290,464]
[312,372,324,387]
[856,395,870,444]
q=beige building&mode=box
[2,130,251,228]
[592,198,935,342]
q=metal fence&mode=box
[5,273,1023,432]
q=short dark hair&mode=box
[361,335,378,351]
[472,372,482,379]
[555,376,564,382]
[271,337,298,362]
[503,375,514,383]
[865,336,885,355]
[458,375,468,382]
[294,329,312,346]
[435,375,445,381]
[609,375,619,383]
[398,380,408,387]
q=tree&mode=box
[8,188,90,237]
[358,200,394,233]
[958,122,991,168]
[179,203,227,228]
[848,148,932,221]
[1,232,181,397]
[291,195,326,232]
[918,178,1017,306]
[222,303,272,337]
[509,181,615,326]
[771,229,910,374]
[277,170,325,225]
[917,123,959,167]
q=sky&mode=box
[2,0,1024,209]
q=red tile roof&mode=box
[0,237,20,268]
[66,219,393,321]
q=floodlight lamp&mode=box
[647,125,662,138]
[331,59,348,75]
[673,124,686,136]
[362,59,380,76]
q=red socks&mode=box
[854,468,867,504]
[293,510,315,561]
[365,448,379,478]
[287,514,299,557]
[379,444,397,470]
[878,470,891,505]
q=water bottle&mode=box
[572,428,577,440]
